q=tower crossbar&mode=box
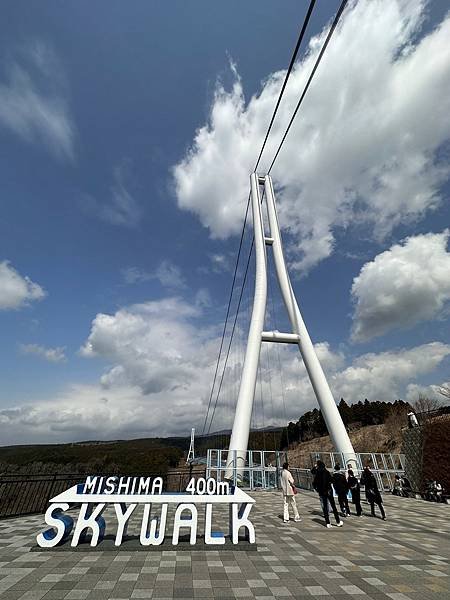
[226,174,356,479]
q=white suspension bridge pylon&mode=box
[186,428,195,464]
[225,173,356,479]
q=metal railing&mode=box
[206,449,405,492]
[0,474,84,519]
[291,468,314,491]
[0,469,206,519]
[206,449,287,489]
[310,451,405,491]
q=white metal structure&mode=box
[226,174,357,479]
[209,448,287,490]
[212,449,405,492]
[186,427,195,464]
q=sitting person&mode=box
[401,476,413,497]
[392,474,403,496]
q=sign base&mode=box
[31,534,258,552]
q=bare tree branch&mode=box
[437,384,450,400]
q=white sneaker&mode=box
[294,517,301,522]
[336,521,343,527]
[283,519,289,523]
[326,523,332,528]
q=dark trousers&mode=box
[370,500,385,518]
[319,492,341,525]
[337,492,350,515]
[350,488,362,515]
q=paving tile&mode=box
[0,491,448,600]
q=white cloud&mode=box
[331,342,450,404]
[80,298,215,395]
[0,40,75,160]
[194,288,212,309]
[405,381,449,403]
[208,253,234,273]
[0,260,46,310]
[0,297,222,444]
[243,341,450,427]
[121,266,151,284]
[172,0,450,273]
[82,161,142,228]
[19,343,66,363]
[351,231,450,341]
[100,162,141,227]
[1,292,448,444]
[154,261,186,290]
[121,260,186,290]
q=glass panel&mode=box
[359,453,376,469]
[374,453,385,469]
[263,451,276,467]
[385,454,395,470]
[252,451,263,467]
[379,472,391,491]
[241,470,251,487]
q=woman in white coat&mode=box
[281,462,301,523]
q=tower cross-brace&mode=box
[226,174,356,478]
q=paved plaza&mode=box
[0,490,448,600]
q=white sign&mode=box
[36,476,256,548]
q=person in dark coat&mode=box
[332,464,350,516]
[360,465,386,519]
[347,469,362,516]
[313,461,343,528]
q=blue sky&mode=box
[0,0,449,445]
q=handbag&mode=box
[290,482,298,495]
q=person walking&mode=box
[360,465,386,520]
[281,462,301,523]
[332,464,350,516]
[347,469,362,516]
[313,461,343,528]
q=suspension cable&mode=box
[254,0,317,172]
[267,0,348,174]
[201,195,250,435]
[206,240,254,434]
[207,182,269,433]
[204,1,324,434]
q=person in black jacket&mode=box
[360,465,386,519]
[332,464,350,516]
[313,461,343,528]
[347,469,362,516]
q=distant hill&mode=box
[0,427,285,476]
[0,437,184,476]
[287,423,403,468]
[2,399,434,475]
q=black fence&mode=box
[403,408,450,496]
[0,474,84,519]
[0,468,206,519]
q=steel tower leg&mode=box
[264,175,356,468]
[226,173,267,478]
[226,173,356,480]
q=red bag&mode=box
[291,482,298,495]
